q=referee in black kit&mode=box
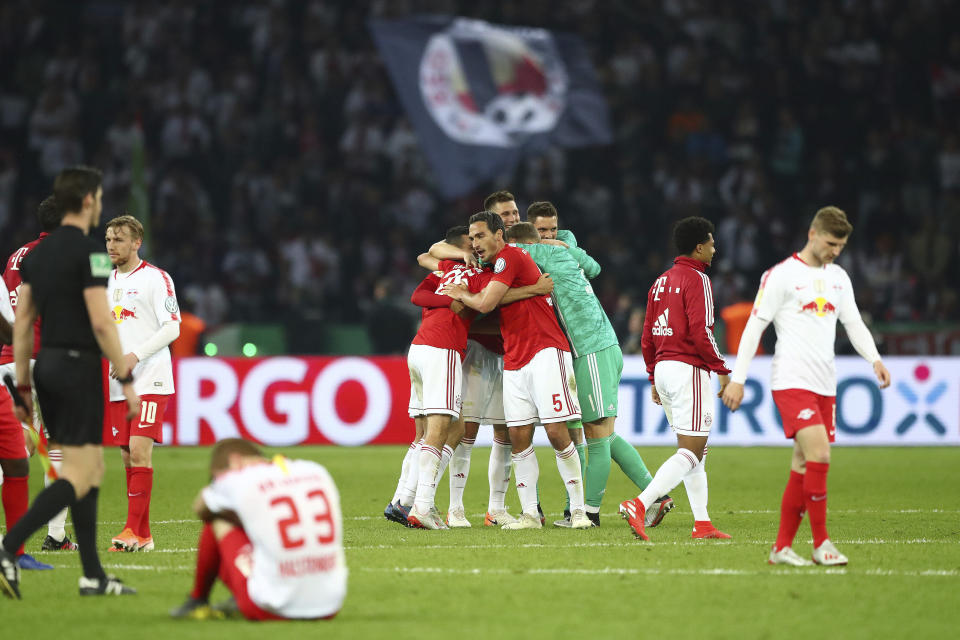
[0,166,139,599]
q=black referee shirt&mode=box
[20,225,110,352]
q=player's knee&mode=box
[808,448,830,464]
[0,457,29,477]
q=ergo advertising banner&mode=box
[155,356,960,447]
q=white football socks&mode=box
[683,453,711,521]
[413,444,442,512]
[448,437,474,510]
[639,448,699,510]
[435,444,454,484]
[399,438,423,507]
[488,438,512,512]
[511,445,539,516]
[46,453,68,540]
[555,442,584,511]
[391,442,417,504]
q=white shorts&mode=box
[654,360,714,437]
[503,347,581,427]
[461,339,505,424]
[407,344,463,418]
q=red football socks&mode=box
[125,466,154,537]
[190,523,220,601]
[774,470,806,551]
[2,475,29,555]
[803,461,830,548]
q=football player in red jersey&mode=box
[445,212,589,529]
[620,217,731,541]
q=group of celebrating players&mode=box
[387,189,891,566]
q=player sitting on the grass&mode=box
[620,217,731,541]
[506,221,672,529]
[171,438,346,621]
[722,206,891,567]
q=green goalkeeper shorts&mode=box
[573,344,623,423]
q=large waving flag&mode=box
[370,16,612,198]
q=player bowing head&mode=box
[505,222,540,244]
[483,190,520,229]
[805,206,851,266]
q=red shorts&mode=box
[217,528,340,622]
[107,394,169,445]
[772,389,836,443]
[0,391,27,458]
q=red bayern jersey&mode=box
[411,260,492,359]
[641,256,730,381]
[489,244,569,370]
[0,233,48,364]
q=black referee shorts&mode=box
[34,348,104,446]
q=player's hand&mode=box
[717,374,730,398]
[14,385,31,425]
[462,250,480,268]
[441,283,467,300]
[874,360,891,389]
[721,381,744,411]
[450,299,473,319]
[533,273,554,295]
[541,238,569,248]
[111,352,140,379]
[651,386,662,406]
[123,384,140,420]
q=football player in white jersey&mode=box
[722,206,891,567]
[170,438,347,621]
[103,215,181,552]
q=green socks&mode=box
[584,436,612,510]
[610,433,653,490]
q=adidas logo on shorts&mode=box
[651,309,673,336]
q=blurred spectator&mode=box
[0,0,957,354]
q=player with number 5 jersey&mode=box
[103,215,181,553]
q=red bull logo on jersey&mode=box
[112,305,137,323]
[799,296,836,317]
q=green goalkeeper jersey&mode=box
[557,228,577,248]
[514,242,618,358]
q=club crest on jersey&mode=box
[494,257,506,273]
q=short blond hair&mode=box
[106,214,144,241]
[811,206,853,238]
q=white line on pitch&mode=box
[347,538,957,550]
[360,566,959,578]
[102,564,192,571]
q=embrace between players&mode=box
[389,192,891,566]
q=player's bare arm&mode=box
[444,280,508,314]
[84,285,139,419]
[11,283,37,423]
[873,361,891,388]
[540,238,568,248]
[500,273,553,304]
[417,252,441,271]
[428,240,478,268]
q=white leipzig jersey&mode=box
[751,253,865,395]
[0,278,12,324]
[202,457,348,619]
[107,260,180,400]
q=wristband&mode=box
[17,384,31,394]
[117,372,134,385]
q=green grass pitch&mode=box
[3,445,959,638]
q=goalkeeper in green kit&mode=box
[507,204,673,528]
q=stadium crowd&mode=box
[1,0,958,353]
